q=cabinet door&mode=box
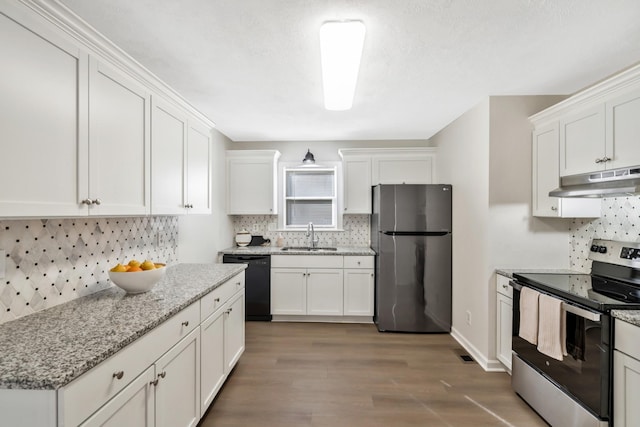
[343,269,374,316]
[606,89,640,170]
[79,366,154,427]
[614,350,640,427]
[496,293,513,371]
[532,124,561,216]
[306,269,344,316]
[151,97,187,215]
[271,268,307,315]
[373,155,434,184]
[89,58,150,216]
[186,122,212,214]
[200,307,225,415]
[227,158,275,214]
[155,327,200,427]
[532,124,601,218]
[224,290,246,373]
[559,105,605,176]
[0,11,88,217]
[343,157,372,214]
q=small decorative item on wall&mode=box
[235,229,252,247]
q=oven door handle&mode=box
[562,303,601,322]
[510,281,601,322]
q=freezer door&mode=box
[376,185,451,232]
[375,233,452,332]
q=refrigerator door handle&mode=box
[382,231,449,237]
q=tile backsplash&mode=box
[570,196,640,272]
[0,216,178,324]
[231,214,370,247]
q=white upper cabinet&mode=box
[532,63,640,178]
[185,122,212,214]
[151,97,188,215]
[339,148,437,215]
[605,89,640,170]
[532,123,601,218]
[559,105,605,176]
[88,58,151,216]
[0,1,215,218]
[226,150,280,215]
[0,9,88,217]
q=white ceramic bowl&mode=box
[108,266,166,294]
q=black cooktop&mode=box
[513,272,640,312]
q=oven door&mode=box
[511,281,610,420]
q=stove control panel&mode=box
[590,239,640,267]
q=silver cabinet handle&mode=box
[551,206,558,211]
[81,199,93,205]
[229,307,233,313]
[502,284,508,289]
[181,321,189,327]
[236,281,241,287]
[93,198,102,205]
[370,273,374,277]
[595,158,603,164]
[150,379,159,386]
[158,371,166,379]
[214,297,220,303]
[113,371,124,380]
[602,156,611,162]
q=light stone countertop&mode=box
[612,310,640,327]
[219,246,375,256]
[0,263,246,390]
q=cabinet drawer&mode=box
[344,256,374,269]
[615,319,640,358]
[60,301,199,426]
[200,272,245,321]
[496,274,513,299]
[272,255,343,269]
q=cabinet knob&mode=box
[112,371,124,380]
[181,321,189,327]
[214,297,220,303]
[371,273,374,277]
[81,199,93,205]
[236,281,241,287]
[502,284,508,289]
[158,371,166,379]
[595,158,603,164]
[551,206,558,211]
[602,156,611,163]
[357,261,361,265]
[150,379,159,386]
[93,198,102,205]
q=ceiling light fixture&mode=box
[302,149,316,165]
[320,20,366,111]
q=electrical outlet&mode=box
[156,232,166,247]
[0,250,4,279]
[465,310,471,326]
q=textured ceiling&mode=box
[59,0,640,142]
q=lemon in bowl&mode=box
[108,260,166,294]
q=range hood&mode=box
[550,165,640,198]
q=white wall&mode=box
[178,129,234,263]
[431,96,572,370]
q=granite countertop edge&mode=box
[219,246,375,256]
[0,263,246,391]
[612,310,640,327]
[495,268,584,279]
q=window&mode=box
[283,166,337,229]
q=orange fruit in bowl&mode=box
[154,263,165,269]
[140,260,156,271]
[128,259,141,268]
[110,263,127,272]
[128,266,143,272]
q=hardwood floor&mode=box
[199,322,547,427]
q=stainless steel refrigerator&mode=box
[371,184,452,333]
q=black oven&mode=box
[511,281,611,422]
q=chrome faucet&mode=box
[306,222,319,248]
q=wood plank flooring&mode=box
[199,322,547,427]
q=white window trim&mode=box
[277,161,343,231]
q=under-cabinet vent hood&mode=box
[550,165,640,198]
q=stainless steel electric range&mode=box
[511,239,640,427]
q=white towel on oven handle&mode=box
[537,293,567,361]
[518,287,540,345]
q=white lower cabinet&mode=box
[271,255,374,321]
[154,328,201,427]
[495,274,513,372]
[80,366,155,427]
[224,290,246,372]
[614,319,640,427]
[200,307,226,414]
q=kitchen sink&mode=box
[281,246,338,252]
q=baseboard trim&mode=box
[271,315,374,324]
[450,327,506,372]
